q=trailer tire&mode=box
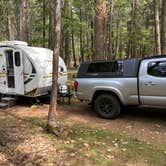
[94,94,121,119]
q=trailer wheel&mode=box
[94,94,121,119]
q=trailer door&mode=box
[13,50,24,95]
[0,52,7,93]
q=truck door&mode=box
[13,50,24,95]
[139,59,166,106]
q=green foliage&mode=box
[0,0,162,61]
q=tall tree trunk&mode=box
[108,0,113,59]
[64,31,70,67]
[7,10,14,40]
[43,0,46,47]
[115,12,120,59]
[161,0,166,54]
[130,0,136,58]
[127,0,139,58]
[63,0,71,67]
[47,0,64,136]
[154,0,161,55]
[60,0,67,59]
[48,11,52,48]
[17,0,28,41]
[48,2,55,50]
[91,18,94,59]
[79,8,84,63]
[71,31,77,68]
[60,27,64,59]
[94,0,106,60]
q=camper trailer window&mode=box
[14,52,21,66]
[60,66,64,72]
[6,51,14,67]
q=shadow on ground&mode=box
[16,95,166,124]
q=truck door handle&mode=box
[144,82,157,86]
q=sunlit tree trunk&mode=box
[71,30,77,68]
[64,0,71,67]
[80,8,84,63]
[115,11,120,59]
[161,0,166,54]
[108,0,113,60]
[94,0,106,60]
[91,18,94,59]
[130,0,136,58]
[154,0,161,55]
[48,1,55,50]
[7,10,14,40]
[42,0,46,47]
[64,31,70,67]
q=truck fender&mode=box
[92,87,126,105]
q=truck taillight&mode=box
[74,81,78,90]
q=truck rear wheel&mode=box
[94,94,121,119]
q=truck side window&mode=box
[87,61,123,73]
[148,61,166,77]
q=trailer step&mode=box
[1,97,16,102]
[0,102,9,109]
[1,97,16,107]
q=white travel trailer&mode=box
[0,41,68,97]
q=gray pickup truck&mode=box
[74,55,166,119]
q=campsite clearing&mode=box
[0,100,166,166]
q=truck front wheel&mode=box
[94,94,121,119]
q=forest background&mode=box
[0,0,166,67]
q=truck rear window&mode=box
[87,61,123,73]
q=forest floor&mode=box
[0,98,166,166]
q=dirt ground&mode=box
[0,98,166,166]
[7,99,166,145]
[59,101,166,145]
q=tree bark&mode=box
[161,0,166,54]
[91,18,94,59]
[80,8,84,63]
[48,1,55,50]
[71,31,77,68]
[64,31,70,67]
[63,0,71,68]
[108,0,113,60]
[94,0,106,60]
[47,0,64,136]
[131,0,136,58]
[115,11,120,59]
[154,0,161,55]
[17,0,28,42]
[48,10,52,48]
[43,0,46,47]
[7,11,14,40]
